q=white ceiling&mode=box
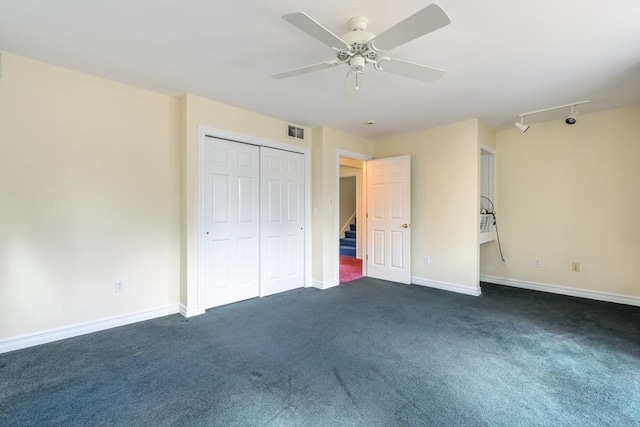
[1,1,639,138]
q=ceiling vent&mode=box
[287,124,305,140]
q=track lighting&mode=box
[565,106,578,125]
[514,117,530,133]
[516,100,591,132]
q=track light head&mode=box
[565,106,578,125]
[514,117,530,133]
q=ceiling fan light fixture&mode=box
[349,56,365,72]
[514,117,530,133]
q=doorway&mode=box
[337,154,367,283]
[339,174,361,283]
[335,151,412,286]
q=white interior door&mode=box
[202,138,260,308]
[366,155,411,284]
[260,147,305,297]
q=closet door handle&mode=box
[402,223,409,228]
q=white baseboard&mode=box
[0,304,181,354]
[311,279,340,290]
[179,304,205,318]
[411,277,482,296]
[480,275,640,307]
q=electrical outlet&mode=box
[501,258,508,266]
[534,258,541,268]
[572,262,580,272]
[423,256,430,265]
[115,280,125,293]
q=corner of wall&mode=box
[477,119,497,150]
[179,95,188,310]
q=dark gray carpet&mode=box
[1,279,639,426]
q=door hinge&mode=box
[366,255,368,260]
[366,212,368,218]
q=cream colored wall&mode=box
[478,119,496,150]
[311,127,325,281]
[340,158,363,169]
[374,120,481,291]
[179,96,188,305]
[480,105,640,298]
[0,53,181,340]
[339,174,357,230]
[182,94,311,312]
[340,165,361,176]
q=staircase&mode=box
[339,222,357,257]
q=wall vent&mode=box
[287,124,305,140]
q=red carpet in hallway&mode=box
[339,256,363,284]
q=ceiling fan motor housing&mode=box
[339,19,378,66]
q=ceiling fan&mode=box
[271,3,451,99]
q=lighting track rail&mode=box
[515,100,592,132]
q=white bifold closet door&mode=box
[202,138,304,309]
[203,138,260,308]
[260,147,305,297]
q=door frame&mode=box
[335,149,372,281]
[197,126,311,315]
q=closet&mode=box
[200,137,305,309]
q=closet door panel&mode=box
[202,138,260,308]
[260,147,305,297]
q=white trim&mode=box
[411,276,482,296]
[180,304,205,318]
[335,149,372,282]
[0,304,180,354]
[311,279,340,290]
[199,126,311,156]
[197,126,312,313]
[480,275,640,306]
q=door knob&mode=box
[402,223,409,228]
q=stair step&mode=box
[340,237,356,247]
[339,246,356,257]
[349,223,357,231]
[345,230,356,239]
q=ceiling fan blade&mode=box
[369,3,451,52]
[282,12,350,50]
[344,71,364,101]
[377,57,445,83]
[271,60,340,79]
